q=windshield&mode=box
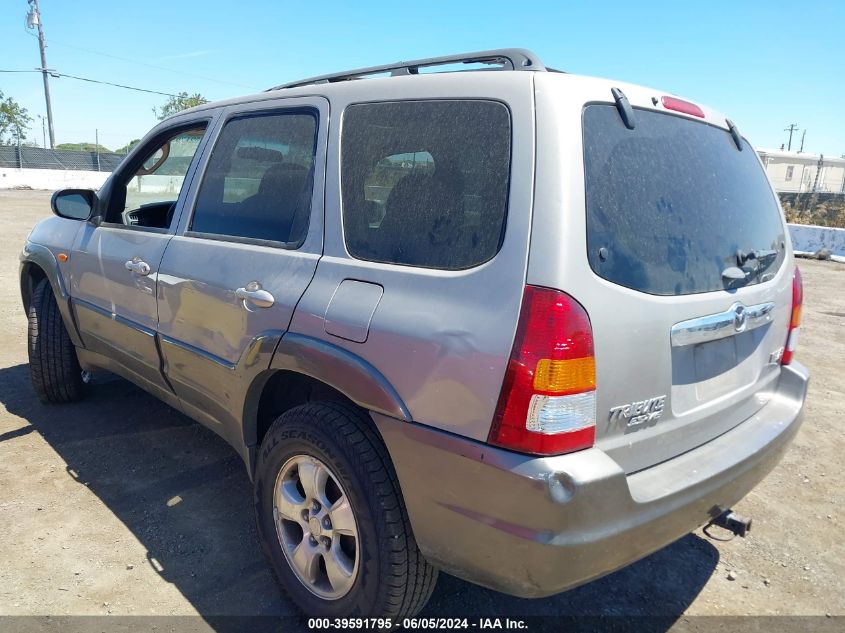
[583,105,786,296]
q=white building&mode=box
[757,149,845,194]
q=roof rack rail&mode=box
[268,48,548,91]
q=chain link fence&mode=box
[0,146,125,172]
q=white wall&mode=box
[0,169,190,196]
[788,223,845,261]
[128,174,187,195]
[0,168,111,191]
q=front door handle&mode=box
[125,258,151,276]
[235,282,274,309]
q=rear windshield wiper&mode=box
[723,248,780,285]
[737,248,778,267]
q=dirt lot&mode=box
[0,189,843,628]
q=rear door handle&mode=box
[235,282,274,309]
[125,258,151,276]
[670,301,775,347]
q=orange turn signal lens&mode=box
[57,253,68,263]
[790,305,802,328]
[533,357,596,394]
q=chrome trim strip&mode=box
[671,302,776,347]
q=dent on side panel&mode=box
[72,299,160,380]
[155,97,329,464]
[161,330,283,462]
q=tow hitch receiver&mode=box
[709,510,753,537]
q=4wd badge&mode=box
[609,396,666,427]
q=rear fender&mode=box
[267,332,411,423]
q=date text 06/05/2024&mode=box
[307,618,528,629]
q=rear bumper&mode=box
[373,361,809,598]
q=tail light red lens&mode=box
[782,267,803,365]
[488,286,596,456]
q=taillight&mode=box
[488,286,596,456]
[661,96,705,118]
[782,267,803,365]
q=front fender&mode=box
[20,241,84,348]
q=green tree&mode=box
[0,90,33,145]
[56,142,113,153]
[153,92,208,121]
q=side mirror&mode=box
[51,189,96,221]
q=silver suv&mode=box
[20,49,808,618]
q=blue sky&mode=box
[1,0,843,155]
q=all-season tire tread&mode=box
[27,278,85,404]
[256,401,437,618]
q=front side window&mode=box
[341,100,511,270]
[107,126,207,229]
[190,111,317,245]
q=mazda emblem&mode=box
[733,304,748,332]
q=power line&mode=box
[0,69,178,97]
[50,71,179,97]
[45,38,258,91]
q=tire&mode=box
[254,401,437,618]
[27,278,86,404]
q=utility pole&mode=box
[784,123,798,151]
[798,129,806,153]
[26,0,56,149]
[811,154,824,193]
[37,114,46,148]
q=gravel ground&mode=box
[0,189,843,628]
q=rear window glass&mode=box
[583,105,786,296]
[341,100,511,270]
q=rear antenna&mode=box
[611,87,636,130]
[726,119,743,151]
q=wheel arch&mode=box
[241,333,411,474]
[20,260,48,313]
[19,247,84,348]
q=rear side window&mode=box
[191,111,317,246]
[583,105,786,295]
[341,100,511,270]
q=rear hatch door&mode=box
[532,77,794,473]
